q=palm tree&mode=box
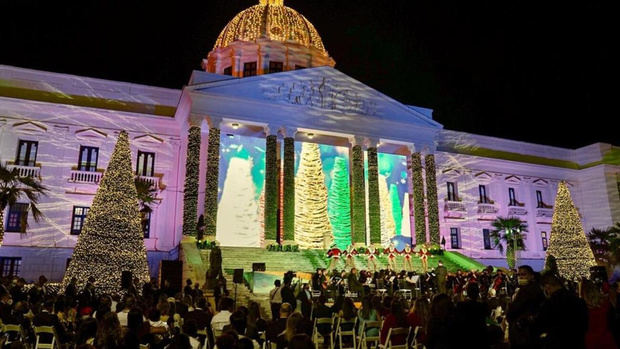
[135,178,158,234]
[0,163,48,246]
[588,223,620,265]
[490,216,528,269]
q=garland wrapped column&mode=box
[183,125,201,236]
[411,152,427,245]
[282,136,295,243]
[264,134,279,244]
[204,122,221,237]
[350,140,367,245]
[425,154,440,244]
[367,147,381,245]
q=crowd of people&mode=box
[1,263,619,349]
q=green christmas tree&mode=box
[62,131,150,294]
[390,184,402,236]
[295,143,332,249]
[545,181,596,281]
[328,157,351,250]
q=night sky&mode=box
[2,0,617,149]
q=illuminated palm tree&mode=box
[490,216,527,269]
[0,163,47,246]
[134,177,157,235]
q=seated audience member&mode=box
[277,312,304,349]
[211,297,235,336]
[267,302,292,342]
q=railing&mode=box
[477,203,498,214]
[6,164,40,178]
[536,208,554,218]
[508,207,528,216]
[137,175,160,190]
[445,200,466,212]
[69,170,103,184]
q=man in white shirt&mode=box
[116,296,135,327]
[211,297,234,338]
[269,280,283,320]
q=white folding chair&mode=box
[313,317,334,349]
[377,327,411,349]
[34,326,57,349]
[2,324,25,347]
[356,320,381,349]
[335,317,357,349]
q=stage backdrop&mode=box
[215,135,411,249]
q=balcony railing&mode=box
[536,208,554,218]
[508,207,528,216]
[445,200,466,212]
[137,175,160,190]
[6,164,40,178]
[477,203,498,214]
[69,170,103,184]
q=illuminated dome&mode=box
[214,0,327,55]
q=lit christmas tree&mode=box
[545,181,596,281]
[216,157,261,247]
[401,192,411,237]
[62,131,149,294]
[390,184,402,236]
[379,174,396,246]
[295,142,332,249]
[328,157,351,250]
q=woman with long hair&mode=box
[246,301,267,341]
[96,312,122,349]
[379,299,409,346]
[277,312,304,349]
[408,298,430,345]
[358,296,379,337]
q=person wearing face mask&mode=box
[536,273,588,349]
[506,265,545,349]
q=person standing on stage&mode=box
[385,243,398,271]
[326,244,342,272]
[344,244,358,270]
[403,244,414,271]
[366,245,378,272]
[418,245,431,273]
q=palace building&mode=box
[1,0,619,281]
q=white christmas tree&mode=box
[401,192,411,237]
[216,157,261,247]
[295,142,332,249]
[379,174,396,247]
[328,157,351,250]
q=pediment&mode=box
[188,67,442,129]
[75,128,107,141]
[0,118,6,127]
[442,168,462,178]
[532,178,549,187]
[505,175,522,184]
[12,120,47,134]
[134,134,164,146]
[474,171,493,182]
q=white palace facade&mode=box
[1,0,619,281]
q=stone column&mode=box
[280,127,296,245]
[182,116,203,236]
[264,125,279,245]
[349,136,368,246]
[424,152,441,244]
[366,140,381,246]
[411,151,427,245]
[204,116,222,238]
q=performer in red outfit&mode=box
[385,243,398,271]
[326,245,341,272]
[418,246,430,273]
[403,244,414,272]
[344,244,358,270]
[366,245,378,272]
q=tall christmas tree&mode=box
[401,192,411,237]
[328,157,351,250]
[295,143,332,249]
[390,184,402,236]
[379,174,396,246]
[545,181,596,280]
[216,157,261,247]
[62,131,149,294]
